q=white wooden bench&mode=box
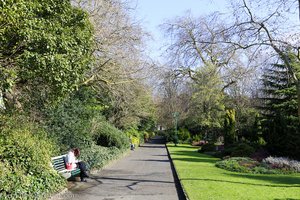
[51,155,81,179]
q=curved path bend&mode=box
[60,137,185,200]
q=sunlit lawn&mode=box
[167,144,300,200]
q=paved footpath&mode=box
[60,139,184,200]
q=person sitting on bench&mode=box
[66,148,89,182]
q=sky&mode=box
[130,0,230,61]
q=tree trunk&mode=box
[297,80,300,123]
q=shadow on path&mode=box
[64,136,186,200]
[92,176,175,184]
[147,136,186,200]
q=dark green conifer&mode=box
[260,58,300,159]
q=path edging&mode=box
[165,144,189,200]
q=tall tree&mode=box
[161,13,256,138]
[73,0,152,88]
[188,66,225,131]
[224,109,236,146]
[71,0,156,129]
[223,0,300,122]
[157,70,184,129]
[162,13,252,91]
[260,55,299,159]
[0,0,93,111]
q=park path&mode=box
[60,137,185,200]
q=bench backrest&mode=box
[51,155,67,172]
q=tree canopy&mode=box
[0,0,94,110]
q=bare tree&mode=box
[156,70,181,128]
[161,12,254,93]
[163,0,300,122]
[224,0,300,122]
[73,0,152,86]
[72,0,157,128]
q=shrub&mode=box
[159,129,175,143]
[131,136,140,147]
[178,128,191,142]
[224,109,236,146]
[45,97,96,152]
[125,127,145,145]
[0,116,66,199]
[144,132,149,140]
[216,157,294,174]
[263,156,300,173]
[250,148,270,161]
[223,143,255,157]
[198,143,215,153]
[143,131,154,142]
[125,127,140,138]
[93,121,130,150]
[79,143,124,170]
[192,134,201,142]
[216,157,252,173]
[252,166,277,174]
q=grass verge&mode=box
[167,144,300,200]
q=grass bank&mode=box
[167,144,300,200]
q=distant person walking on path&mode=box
[130,143,135,150]
[66,148,89,182]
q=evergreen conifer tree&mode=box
[260,58,300,159]
[224,109,236,146]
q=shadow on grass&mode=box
[169,145,300,188]
[180,178,300,188]
[170,150,219,164]
[168,145,200,149]
[172,157,217,164]
[226,173,300,185]
[171,151,199,156]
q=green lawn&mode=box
[167,144,300,200]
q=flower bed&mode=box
[216,156,300,174]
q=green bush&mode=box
[252,166,276,174]
[125,127,140,138]
[178,128,191,142]
[149,132,155,138]
[45,97,97,152]
[0,116,66,199]
[216,157,251,173]
[156,129,175,142]
[198,143,216,153]
[131,136,140,147]
[125,128,145,145]
[93,121,130,150]
[192,134,201,142]
[215,157,281,174]
[79,143,124,170]
[45,91,131,151]
[143,131,154,142]
[144,131,149,140]
[223,143,255,157]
